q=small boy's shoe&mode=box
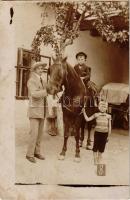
[26,156,36,163]
[34,154,45,160]
[86,145,92,150]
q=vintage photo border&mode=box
[0,1,129,199]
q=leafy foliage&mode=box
[32,1,129,60]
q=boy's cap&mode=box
[31,61,47,72]
[76,52,87,59]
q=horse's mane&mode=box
[64,61,81,81]
[63,61,85,96]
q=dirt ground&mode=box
[15,101,129,186]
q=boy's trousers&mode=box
[26,118,44,157]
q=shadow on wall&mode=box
[65,31,129,88]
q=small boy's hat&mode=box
[31,61,47,72]
[76,52,87,59]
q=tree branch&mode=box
[61,5,88,50]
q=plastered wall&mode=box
[13,3,129,88]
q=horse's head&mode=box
[47,56,67,95]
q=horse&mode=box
[47,56,87,162]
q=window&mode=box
[15,48,51,99]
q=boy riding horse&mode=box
[74,52,98,96]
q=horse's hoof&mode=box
[86,145,92,150]
[79,142,83,147]
[74,157,81,163]
[58,154,65,160]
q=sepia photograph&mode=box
[0,0,129,199]
[14,1,129,185]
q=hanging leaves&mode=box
[31,1,129,60]
[91,1,129,46]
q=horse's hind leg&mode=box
[58,125,69,160]
[74,134,81,162]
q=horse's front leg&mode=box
[58,125,68,160]
[79,115,85,147]
[74,131,81,162]
[86,122,92,150]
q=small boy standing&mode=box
[83,101,111,165]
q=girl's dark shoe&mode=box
[26,156,36,163]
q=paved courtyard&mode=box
[15,124,129,185]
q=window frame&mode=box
[15,48,51,100]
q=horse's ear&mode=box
[62,56,67,62]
